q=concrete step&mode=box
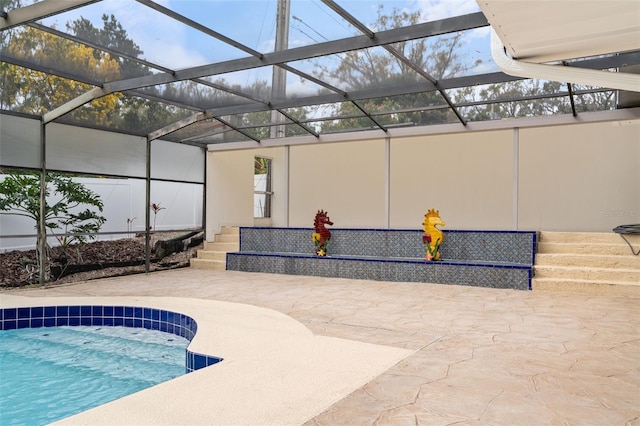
[220,226,239,235]
[539,231,640,244]
[534,265,640,282]
[532,278,640,297]
[190,258,226,270]
[203,241,239,252]
[537,242,635,256]
[213,234,240,243]
[535,253,640,269]
[197,250,227,261]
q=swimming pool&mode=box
[0,295,412,425]
[0,303,224,424]
[0,326,189,425]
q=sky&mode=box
[38,0,494,93]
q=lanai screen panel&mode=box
[0,115,204,183]
[0,114,41,169]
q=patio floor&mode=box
[2,268,639,425]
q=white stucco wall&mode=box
[289,139,386,228]
[518,121,640,231]
[390,131,515,229]
[206,117,640,237]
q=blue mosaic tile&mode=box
[0,305,223,373]
[229,227,538,291]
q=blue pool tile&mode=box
[1,304,222,376]
[193,355,207,370]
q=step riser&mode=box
[537,243,636,256]
[190,258,226,270]
[204,242,239,251]
[539,232,640,244]
[534,232,640,296]
[197,251,227,261]
[214,234,240,243]
[532,279,640,297]
[535,254,640,269]
[192,227,239,271]
[220,226,239,235]
[534,267,640,282]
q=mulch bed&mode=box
[0,234,203,288]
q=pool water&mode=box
[0,326,190,425]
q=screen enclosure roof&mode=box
[1,0,639,149]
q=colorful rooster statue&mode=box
[312,210,333,256]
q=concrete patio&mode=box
[2,268,639,425]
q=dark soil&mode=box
[0,233,203,288]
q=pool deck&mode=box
[1,268,639,425]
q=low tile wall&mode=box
[239,228,537,264]
[0,305,222,372]
[227,227,538,290]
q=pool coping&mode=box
[0,294,413,426]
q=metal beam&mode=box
[276,109,319,137]
[29,22,175,75]
[0,0,100,30]
[319,1,466,126]
[350,101,387,132]
[321,0,374,38]
[135,0,263,59]
[213,116,261,143]
[383,45,467,125]
[278,64,347,96]
[103,12,488,93]
[43,87,109,124]
[148,111,214,141]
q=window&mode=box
[254,157,272,218]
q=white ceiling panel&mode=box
[477,0,640,62]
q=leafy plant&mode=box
[151,202,165,232]
[0,171,106,275]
